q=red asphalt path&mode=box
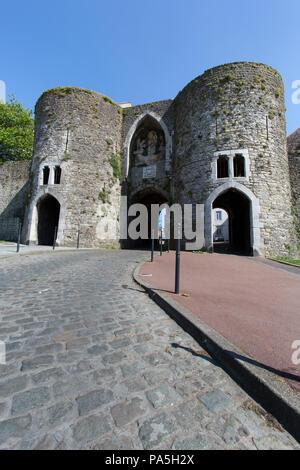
[140,252,300,391]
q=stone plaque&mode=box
[143,165,156,179]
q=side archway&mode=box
[24,189,66,246]
[37,194,60,245]
[205,182,263,256]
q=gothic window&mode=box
[54,166,62,184]
[43,166,50,185]
[217,156,229,178]
[233,154,245,177]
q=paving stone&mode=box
[47,401,77,426]
[93,368,116,384]
[23,322,45,331]
[206,414,249,445]
[87,344,108,355]
[53,377,92,399]
[110,398,146,427]
[253,434,296,450]
[67,360,94,374]
[66,337,90,350]
[120,362,146,378]
[135,333,153,343]
[144,353,171,367]
[11,387,51,415]
[173,400,208,429]
[21,355,54,372]
[109,338,132,350]
[199,389,233,413]
[143,369,171,386]
[0,327,19,335]
[63,322,84,331]
[84,435,134,450]
[114,328,131,337]
[37,327,58,336]
[102,351,127,365]
[56,352,82,363]
[138,412,177,450]
[72,413,111,444]
[122,377,148,393]
[0,376,28,398]
[0,415,32,445]
[146,384,181,409]
[6,342,22,352]
[76,389,114,416]
[31,367,64,384]
[202,368,228,387]
[174,378,212,397]
[35,343,64,355]
[173,431,221,450]
[52,331,75,342]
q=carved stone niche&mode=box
[130,116,166,167]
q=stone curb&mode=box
[133,258,300,444]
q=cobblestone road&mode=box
[0,250,298,450]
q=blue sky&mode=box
[1,0,299,134]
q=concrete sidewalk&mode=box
[139,252,300,391]
[136,252,300,440]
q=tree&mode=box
[0,95,34,162]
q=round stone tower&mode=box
[173,62,296,257]
[23,87,122,248]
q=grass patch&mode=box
[274,257,300,266]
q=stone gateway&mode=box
[0,62,299,258]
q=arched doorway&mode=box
[37,195,60,245]
[128,189,167,249]
[212,189,251,255]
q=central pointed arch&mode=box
[123,111,172,178]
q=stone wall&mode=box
[173,62,297,257]
[288,128,300,245]
[0,161,30,241]
[22,87,122,248]
[1,62,297,256]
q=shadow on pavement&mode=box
[227,351,300,391]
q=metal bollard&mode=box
[160,233,163,256]
[16,218,21,253]
[151,229,154,262]
[53,226,58,250]
[77,228,80,249]
[175,237,180,294]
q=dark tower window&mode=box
[233,154,245,177]
[217,156,229,178]
[43,166,50,185]
[54,166,62,184]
